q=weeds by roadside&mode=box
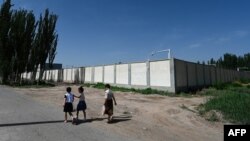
[83,82,173,96]
[198,81,250,124]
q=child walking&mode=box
[63,87,76,124]
[103,84,117,123]
[75,86,87,120]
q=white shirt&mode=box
[105,89,113,100]
[64,93,74,103]
[79,92,85,101]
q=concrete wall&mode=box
[104,65,115,84]
[186,63,197,87]
[63,68,76,83]
[196,64,204,86]
[73,68,80,83]
[94,66,103,83]
[174,58,250,92]
[131,63,147,86]
[116,64,129,85]
[216,68,221,83]
[21,58,250,93]
[150,60,171,87]
[210,67,216,85]
[78,67,85,83]
[204,65,211,86]
[84,67,92,82]
[26,72,31,79]
[174,59,188,89]
[44,70,59,82]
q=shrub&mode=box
[199,90,250,124]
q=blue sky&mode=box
[11,0,250,67]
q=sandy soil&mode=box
[13,85,224,141]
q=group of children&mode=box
[63,84,117,124]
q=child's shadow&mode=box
[75,115,132,125]
[108,115,132,124]
[76,117,106,125]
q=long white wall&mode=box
[84,67,92,82]
[104,65,115,84]
[116,64,129,85]
[131,63,147,86]
[150,60,171,87]
[63,68,74,82]
[94,66,103,83]
[22,58,250,93]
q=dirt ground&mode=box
[13,85,224,141]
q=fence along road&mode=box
[22,58,250,93]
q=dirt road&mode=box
[3,85,223,141]
[0,86,138,141]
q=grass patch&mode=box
[212,81,244,90]
[135,88,170,96]
[198,81,250,124]
[239,79,250,84]
[83,83,95,88]
[213,82,228,90]
[197,88,218,96]
[228,87,250,94]
[83,83,172,96]
[198,90,250,124]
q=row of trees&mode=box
[0,0,58,84]
[204,53,250,70]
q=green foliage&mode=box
[198,84,250,124]
[86,83,171,96]
[212,82,243,90]
[0,0,12,83]
[0,0,58,84]
[198,88,218,96]
[228,87,250,94]
[212,82,229,90]
[9,9,37,82]
[135,88,170,96]
[230,82,243,88]
[206,53,250,70]
[92,82,105,89]
[239,79,250,84]
[83,83,92,87]
[36,9,58,81]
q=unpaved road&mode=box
[0,86,138,141]
[1,85,224,141]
